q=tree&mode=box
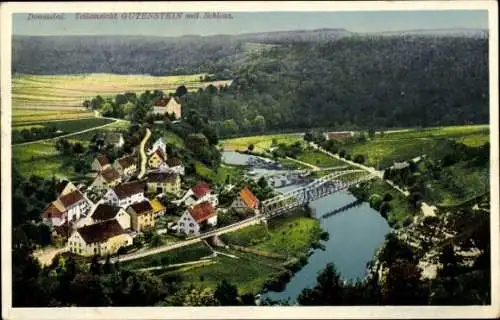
[183,287,216,306]
[338,149,346,158]
[175,85,188,97]
[72,142,84,154]
[253,115,266,132]
[298,263,344,305]
[353,154,365,164]
[368,128,376,139]
[248,144,255,152]
[214,280,239,305]
[304,133,313,142]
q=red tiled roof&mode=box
[188,201,216,223]
[116,156,136,169]
[53,224,70,237]
[146,172,178,183]
[153,149,166,161]
[153,96,170,107]
[100,167,121,183]
[92,203,122,221]
[191,181,211,199]
[113,181,144,199]
[77,219,126,244]
[239,186,259,209]
[96,154,110,167]
[59,190,84,208]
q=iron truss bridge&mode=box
[260,170,375,217]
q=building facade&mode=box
[126,200,155,232]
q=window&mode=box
[180,223,184,227]
[94,248,97,253]
[189,223,194,227]
[189,229,194,234]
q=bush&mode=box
[383,193,393,202]
[353,154,365,164]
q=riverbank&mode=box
[349,179,418,229]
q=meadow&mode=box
[296,150,346,168]
[343,125,489,168]
[221,133,303,153]
[12,73,232,123]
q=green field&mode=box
[12,73,232,123]
[12,141,81,179]
[194,162,245,184]
[120,242,213,270]
[296,150,346,168]
[221,134,303,152]
[175,253,284,295]
[343,125,489,168]
[221,210,322,257]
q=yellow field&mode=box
[12,73,232,123]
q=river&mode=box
[221,152,391,303]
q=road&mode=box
[13,119,126,146]
[108,215,262,264]
[137,128,151,179]
[285,156,320,170]
[135,259,215,272]
[33,246,68,267]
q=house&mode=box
[178,181,218,207]
[148,137,167,156]
[52,224,70,247]
[324,131,354,141]
[43,189,92,227]
[90,167,121,190]
[150,199,166,217]
[114,155,137,177]
[231,186,260,211]
[145,172,181,196]
[55,180,78,197]
[158,157,185,175]
[90,203,131,230]
[106,132,125,148]
[177,201,217,236]
[103,181,145,208]
[126,200,156,232]
[92,154,111,172]
[152,96,182,120]
[68,219,133,256]
[148,149,166,169]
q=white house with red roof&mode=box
[176,181,218,207]
[103,181,145,208]
[231,186,260,212]
[177,201,217,236]
[43,189,92,227]
[147,137,167,156]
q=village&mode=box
[40,96,262,260]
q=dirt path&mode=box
[33,246,68,267]
[138,128,151,179]
[285,156,320,171]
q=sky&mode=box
[12,10,489,37]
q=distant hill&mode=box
[12,28,488,76]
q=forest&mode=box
[78,34,489,136]
[184,35,489,132]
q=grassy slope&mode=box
[344,125,489,168]
[296,150,346,168]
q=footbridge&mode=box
[260,170,375,218]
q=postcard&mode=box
[1,1,498,319]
